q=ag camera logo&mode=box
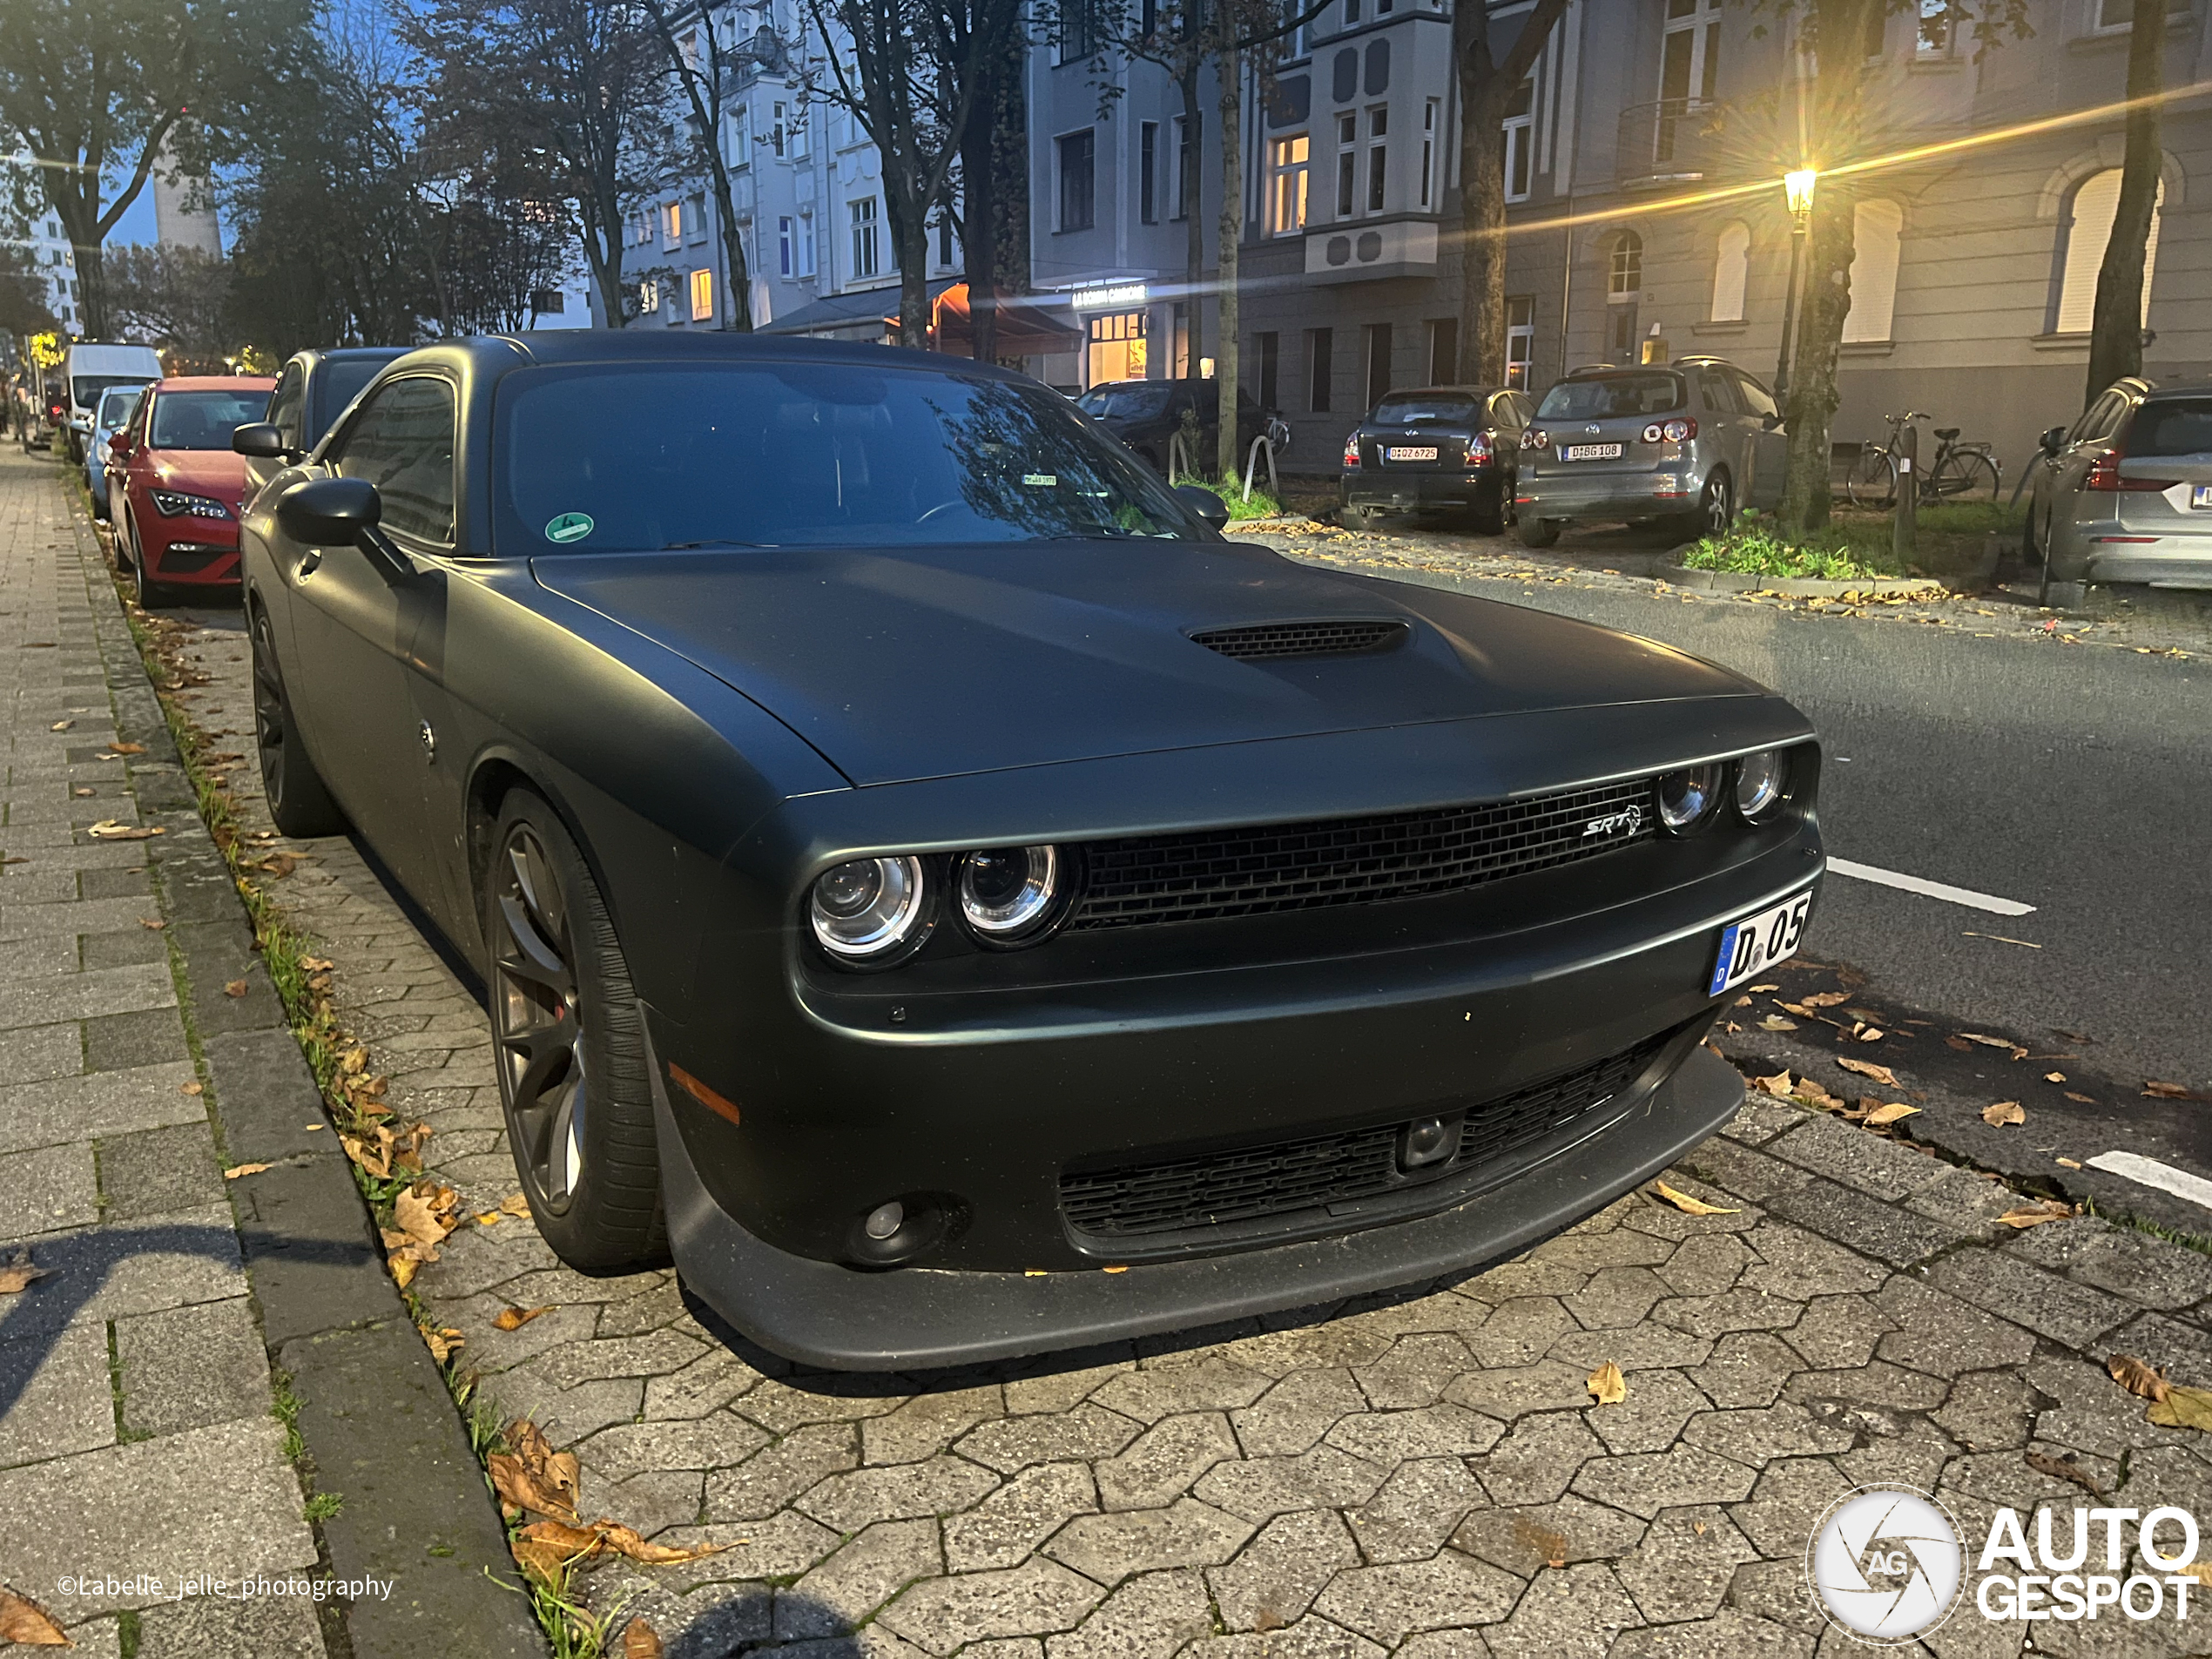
[1807,1486,1965,1643]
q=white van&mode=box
[61,343,164,465]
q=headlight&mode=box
[809,856,931,963]
[149,489,232,519]
[1656,765,1723,833]
[1734,750,1788,820]
[956,845,1066,943]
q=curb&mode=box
[62,477,547,1658]
[1658,563,1950,599]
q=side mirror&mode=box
[1175,482,1231,533]
[277,475,381,545]
[233,422,293,460]
[2040,425,2068,455]
[108,431,132,456]
[1762,411,1784,430]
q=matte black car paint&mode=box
[240,333,1823,1368]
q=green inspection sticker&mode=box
[543,511,594,543]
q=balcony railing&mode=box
[1615,98,1727,187]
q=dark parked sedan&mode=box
[1076,377,1263,475]
[1339,385,1534,531]
[238,333,1823,1370]
[241,346,409,506]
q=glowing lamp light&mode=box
[1784,169,1818,218]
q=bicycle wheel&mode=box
[1928,449,2000,503]
[1843,446,1896,509]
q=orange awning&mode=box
[887,284,1081,359]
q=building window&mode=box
[1255,330,1280,409]
[1058,0,1096,62]
[1426,316,1457,383]
[779,216,795,278]
[1335,112,1358,218]
[1608,230,1642,296]
[689,268,714,322]
[1364,322,1393,409]
[662,201,683,246]
[935,212,956,267]
[1916,0,1954,55]
[730,108,751,168]
[1506,295,1534,388]
[1307,326,1333,412]
[1344,0,1360,22]
[638,278,661,317]
[530,289,564,315]
[1282,0,1312,57]
[1661,0,1722,111]
[2055,168,2161,333]
[1086,310,1147,385]
[850,197,880,278]
[686,195,708,243]
[1421,99,1441,209]
[1058,130,1096,231]
[1140,122,1159,223]
[1172,117,1194,219]
[797,216,816,278]
[1366,106,1387,213]
[1501,81,1533,204]
[789,101,810,159]
[1269,133,1311,234]
[1710,219,1750,322]
[771,101,787,157]
[1842,199,1903,342]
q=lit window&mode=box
[1843,200,1903,342]
[690,268,714,322]
[1608,231,1642,296]
[1710,221,1750,322]
[1270,134,1311,235]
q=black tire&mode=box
[1689,470,1735,539]
[112,510,132,574]
[2021,501,2041,565]
[1517,514,1560,549]
[485,789,666,1272]
[1931,449,2000,503]
[249,604,347,838]
[1471,480,1507,536]
[131,540,168,609]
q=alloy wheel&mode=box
[1703,475,1734,536]
[492,826,588,1211]
[249,611,291,810]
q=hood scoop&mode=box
[1189,618,1410,662]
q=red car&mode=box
[110,375,276,606]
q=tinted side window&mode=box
[1696,368,1742,415]
[2069,392,2121,445]
[1487,392,1522,431]
[266,367,306,448]
[330,377,456,545]
[1732,372,1780,421]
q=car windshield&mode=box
[314,358,395,442]
[500,362,1200,551]
[1536,374,1686,419]
[150,389,270,449]
[96,388,140,430]
[71,374,148,411]
[1077,382,1172,421]
[1372,394,1480,426]
[2130,399,2212,457]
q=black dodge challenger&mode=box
[233,334,1822,1371]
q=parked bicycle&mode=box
[1841,410,2002,509]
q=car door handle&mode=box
[296,550,321,578]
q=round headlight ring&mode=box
[809,855,930,963]
[1734,749,1789,821]
[1656,765,1723,833]
[956,844,1065,943]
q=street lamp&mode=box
[1774,168,1817,403]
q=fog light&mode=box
[846,1191,968,1268]
[864,1200,904,1239]
[1399,1114,1460,1172]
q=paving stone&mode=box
[1344,1455,1487,1564]
[1611,1504,1760,1622]
[1783,1291,1898,1370]
[0,1138,98,1236]
[1522,1225,1674,1275]
[1466,1255,1592,1304]
[2025,1351,2199,1462]
[0,1061,204,1153]
[1547,1321,1714,1372]
[1768,1180,1966,1269]
[82,1006,187,1072]
[777,1517,943,1640]
[1352,1332,1480,1409]
[960,1402,1145,1474]
[1096,1411,1239,1510]
[1046,1496,1256,1580]
[1609,1605,1816,1658]
[1092,1357,1273,1423]
[1392,1631,1493,1659]
[1563,1265,1671,1330]
[1676,1135,1817,1204]
[112,1295,269,1436]
[794,1452,1000,1531]
[0,1020,82,1083]
[80,927,171,970]
[1569,1443,1758,1519]
[1480,1560,1640,1659]
[1231,1367,1369,1457]
[873,1556,1106,1655]
[1441,1359,1590,1422]
[2006,1215,2212,1312]
[1470,1411,1604,1506]
[1872,1278,2037,1378]
[0,1314,113,1469]
[0,962,175,1028]
[1193,1443,1390,1523]
[945,1460,1100,1571]
[578,1411,769,1482]
[729,1373,909,1433]
[1737,1221,1892,1299]
[94,1120,224,1222]
[1903,1164,2022,1235]
[1324,1401,1503,1465]
[1175,1617,1386,1659]
[645,1508,845,1580]
[1045,1566,1212,1659]
[1687,1331,1804,1408]
[1449,1495,1647,1578]
[863,1383,1007,1465]
[1310,1548,1522,1644]
[1205,1508,1360,1631]
[1728,1457,1856,1557]
[1763,1113,1952,1202]
[1924,1249,2138,1350]
[133,1594,327,1658]
[1460,1297,1578,1367]
[593,1467,705,1538]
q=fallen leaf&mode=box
[1103,1264,1129,1274]
[1946,1036,1973,1052]
[390,1256,421,1290]
[105,742,145,755]
[2045,1072,2067,1083]
[1748,983,1779,993]
[341,1047,368,1075]
[223,979,247,997]
[2145,1082,2212,1103]
[0,1587,71,1645]
[2026,1451,2104,1501]
[495,1305,555,1332]
[305,1123,324,1132]
[1857,1027,1885,1042]
[500,1192,531,1217]
[2148,1387,2212,1433]
[1800,991,1849,1008]
[2057,1157,2082,1170]
[2065,1092,2096,1104]
[2108,1354,2171,1402]
[1587,1361,1628,1405]
[138,916,165,930]
[300,956,334,972]
[1692,1520,1707,1535]
[510,1535,577,1585]
[394,1184,461,1247]
[1757,1015,1797,1032]
[1793,1077,1841,1109]
[489,1420,582,1522]
[1999,1199,2074,1229]
[624,1618,665,1659]
[179,1081,202,1096]
[597,1521,728,1566]
[2180,1561,2212,1588]
[1777,1001,1813,1017]
[1982,1101,2026,1128]
[86,819,162,840]
[420,1325,466,1363]
[222,1162,272,1180]
[1753,1069,1795,1099]
[0,1254,50,1295]
[49,719,72,731]
[1837,1058,1898,1086]
[72,786,94,798]
[1864,1103,1920,1127]
[1650,1180,1739,1216]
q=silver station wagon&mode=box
[2025,379,2212,606]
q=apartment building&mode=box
[3,156,83,335]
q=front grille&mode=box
[1059,1032,1671,1241]
[1069,778,1656,931]
[1190,619,1408,660]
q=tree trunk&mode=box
[961,65,1000,363]
[1452,14,1507,384]
[1178,67,1203,372]
[1777,185,1857,531]
[2086,0,2163,401]
[891,189,932,347]
[991,59,1028,296]
[1215,44,1243,482]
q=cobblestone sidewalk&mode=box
[145,527,2212,1658]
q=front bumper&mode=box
[143,525,242,587]
[653,1026,1750,1370]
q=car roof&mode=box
[1373,385,1510,400]
[150,375,277,391]
[1561,362,1689,379]
[2137,382,2212,401]
[472,330,1031,385]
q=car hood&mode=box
[148,450,250,501]
[534,541,1759,786]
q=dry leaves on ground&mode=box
[2146,1081,2212,1103]
[1587,1361,1627,1405]
[86,819,162,840]
[381,1182,461,1288]
[222,978,247,998]
[101,742,145,757]
[1836,1058,1899,1087]
[1999,1198,2075,1230]
[0,1254,49,1295]
[1959,1033,2030,1060]
[1799,991,1849,1008]
[490,1420,583,1524]
[475,1192,533,1227]
[494,1305,555,1332]
[512,1518,726,1579]
[1757,1015,1797,1032]
[221,1163,272,1180]
[341,1120,429,1183]
[1753,1069,1796,1100]
[1649,1180,1739,1217]
[420,1325,466,1363]
[2111,1354,2172,1401]
[2065,1091,2097,1104]
[48,719,71,731]
[1860,1102,1921,1127]
[1982,1101,2027,1128]
[624,1619,665,1659]
[2109,1353,2212,1431]
[0,1586,70,1645]
[179,1081,201,1096]
[2026,1451,2104,1501]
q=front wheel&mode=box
[1517,514,1560,549]
[1843,447,1896,509]
[131,543,168,610]
[1929,449,2000,503]
[486,790,666,1272]
[250,604,347,838]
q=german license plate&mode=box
[1564,443,1623,462]
[1386,446,1438,462]
[1707,890,1814,996]
[2191,485,2212,509]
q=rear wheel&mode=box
[250,604,347,838]
[1843,446,1896,509]
[486,790,665,1272]
[1687,470,1734,540]
[1517,514,1560,549]
[1470,480,1507,536]
[1930,449,2000,503]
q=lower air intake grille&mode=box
[1190,619,1409,659]
[1059,1032,1671,1240]
[1069,777,1655,931]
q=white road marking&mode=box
[2087,1150,2212,1215]
[1826,858,2037,918]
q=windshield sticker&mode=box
[1022,474,1057,487]
[544,512,594,543]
